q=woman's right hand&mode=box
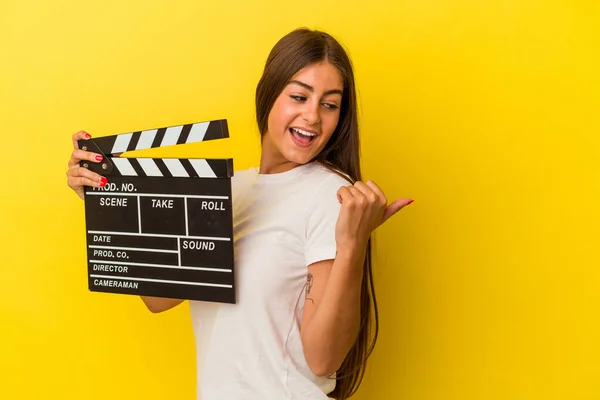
[66,131,109,200]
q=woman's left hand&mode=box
[335,180,413,251]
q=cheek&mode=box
[322,112,341,137]
[268,103,289,134]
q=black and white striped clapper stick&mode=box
[78,119,236,304]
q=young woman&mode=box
[66,28,412,400]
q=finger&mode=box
[336,186,354,204]
[353,181,379,204]
[72,130,92,150]
[67,165,108,186]
[68,175,108,190]
[382,198,414,223]
[68,149,104,168]
[365,180,387,205]
[347,186,367,206]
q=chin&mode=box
[284,149,318,166]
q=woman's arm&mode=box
[300,246,365,376]
[67,131,187,315]
[300,180,412,376]
[140,296,185,313]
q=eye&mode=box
[290,95,307,102]
[322,103,339,110]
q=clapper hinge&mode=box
[78,139,115,175]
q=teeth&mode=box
[292,128,316,137]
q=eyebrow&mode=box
[288,80,343,96]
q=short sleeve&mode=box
[304,174,348,266]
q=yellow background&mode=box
[1,0,598,399]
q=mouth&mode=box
[289,127,317,147]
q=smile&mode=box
[289,127,317,147]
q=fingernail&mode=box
[99,181,107,187]
[407,199,415,205]
[95,155,103,161]
[85,133,92,139]
[100,177,108,184]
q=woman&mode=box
[66,28,412,400]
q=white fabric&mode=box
[189,161,350,400]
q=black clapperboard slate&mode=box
[78,119,235,304]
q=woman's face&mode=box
[261,61,344,173]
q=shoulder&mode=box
[232,166,258,180]
[230,167,259,202]
[231,166,258,186]
[302,163,350,239]
[306,162,352,195]
[299,162,352,210]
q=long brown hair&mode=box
[255,28,378,399]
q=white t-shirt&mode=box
[189,161,351,400]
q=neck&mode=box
[258,140,303,174]
[259,155,301,174]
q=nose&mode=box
[302,100,320,126]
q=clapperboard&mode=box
[78,119,235,304]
